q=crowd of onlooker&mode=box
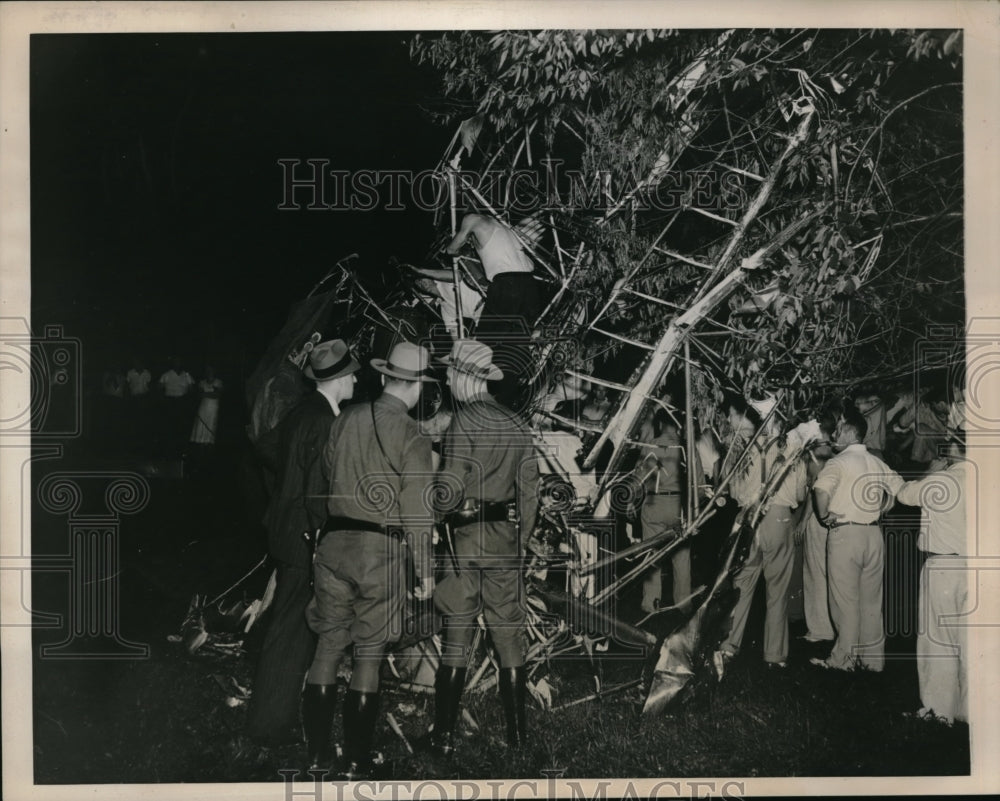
[96,355,224,460]
[527,367,967,725]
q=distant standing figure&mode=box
[910,390,952,469]
[886,387,950,469]
[159,358,195,399]
[719,396,760,505]
[126,357,151,398]
[102,364,125,399]
[100,363,126,445]
[190,366,224,446]
[536,399,599,600]
[159,357,195,456]
[124,356,153,451]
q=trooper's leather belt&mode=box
[322,515,403,539]
[445,498,517,526]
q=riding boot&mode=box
[339,689,380,781]
[428,665,466,756]
[302,683,339,772]
[498,666,527,749]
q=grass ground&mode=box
[29,439,970,784]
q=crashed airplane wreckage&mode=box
[223,96,840,718]
[207,27,958,719]
[232,259,824,719]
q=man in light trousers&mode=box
[896,434,969,723]
[721,429,807,668]
[811,409,903,671]
[801,409,838,643]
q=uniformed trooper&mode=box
[302,341,437,779]
[422,339,540,756]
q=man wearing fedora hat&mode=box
[422,339,540,757]
[304,341,437,779]
[246,339,360,750]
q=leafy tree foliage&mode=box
[411,29,963,407]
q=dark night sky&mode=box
[30,32,445,375]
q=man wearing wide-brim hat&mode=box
[247,339,360,749]
[303,341,437,779]
[420,339,540,758]
[439,337,504,381]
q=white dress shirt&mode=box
[812,443,903,523]
[897,461,967,555]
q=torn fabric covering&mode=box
[643,425,821,715]
[641,520,754,715]
[245,289,340,444]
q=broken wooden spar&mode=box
[581,108,816,479]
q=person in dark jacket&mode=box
[246,340,360,748]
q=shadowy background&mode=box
[31,32,443,388]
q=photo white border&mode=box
[2,1,999,798]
